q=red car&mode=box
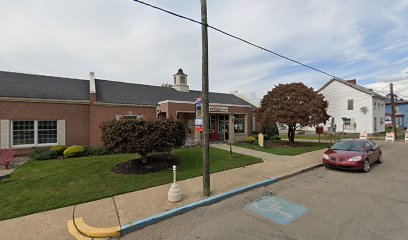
[322,139,383,173]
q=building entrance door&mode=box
[218,115,229,141]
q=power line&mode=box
[131,0,341,79]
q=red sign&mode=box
[316,126,324,135]
[195,126,203,132]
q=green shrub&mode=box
[83,147,109,156]
[298,130,306,135]
[30,149,58,160]
[263,122,279,137]
[246,136,256,144]
[63,146,85,158]
[101,119,186,156]
[50,145,67,155]
[268,135,281,140]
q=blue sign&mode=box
[245,196,309,225]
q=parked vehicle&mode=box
[322,139,382,172]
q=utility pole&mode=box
[200,0,210,196]
[390,83,398,139]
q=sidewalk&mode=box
[0,156,29,177]
[0,145,325,240]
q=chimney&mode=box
[89,72,96,93]
[173,68,189,92]
[346,79,357,85]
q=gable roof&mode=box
[318,78,387,100]
[0,71,89,101]
[0,70,253,107]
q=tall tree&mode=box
[257,82,330,143]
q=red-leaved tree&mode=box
[257,82,330,143]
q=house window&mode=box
[12,121,35,145]
[12,120,58,146]
[374,103,377,110]
[380,117,384,125]
[38,121,58,144]
[344,118,351,126]
[234,115,246,133]
[347,99,354,110]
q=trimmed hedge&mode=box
[246,136,256,144]
[50,145,67,155]
[63,146,85,158]
[30,149,58,160]
[101,119,185,156]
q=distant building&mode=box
[311,78,386,134]
[0,69,259,155]
[385,100,408,129]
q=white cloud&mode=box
[0,0,407,102]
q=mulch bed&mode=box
[112,152,180,175]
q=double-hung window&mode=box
[234,115,246,134]
[12,120,58,147]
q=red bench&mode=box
[0,149,15,169]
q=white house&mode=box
[316,78,386,134]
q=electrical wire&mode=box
[131,0,341,79]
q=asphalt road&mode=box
[123,141,408,240]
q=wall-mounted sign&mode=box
[195,98,203,132]
[209,106,228,113]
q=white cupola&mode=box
[173,68,189,92]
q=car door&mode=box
[365,141,376,163]
[369,141,380,161]
[366,141,377,163]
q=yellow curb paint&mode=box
[67,220,92,240]
[74,217,121,238]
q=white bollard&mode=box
[168,165,182,202]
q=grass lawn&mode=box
[235,140,331,156]
[0,147,261,221]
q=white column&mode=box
[1,120,10,149]
[57,120,66,145]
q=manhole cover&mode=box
[244,196,308,225]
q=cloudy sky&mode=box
[1,0,408,103]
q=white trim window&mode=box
[12,120,58,147]
[234,114,246,134]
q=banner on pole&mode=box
[195,98,203,132]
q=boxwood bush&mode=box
[63,146,85,158]
[101,119,185,156]
[50,145,67,155]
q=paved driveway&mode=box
[123,141,408,240]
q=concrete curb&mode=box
[120,163,323,236]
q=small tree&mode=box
[161,83,173,88]
[101,119,185,157]
[257,82,330,143]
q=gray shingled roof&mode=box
[95,79,252,106]
[0,71,253,106]
[318,78,387,100]
[0,71,89,101]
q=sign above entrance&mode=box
[209,106,228,113]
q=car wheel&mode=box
[363,160,371,173]
[377,153,384,164]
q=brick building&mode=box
[0,69,259,155]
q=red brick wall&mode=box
[0,100,90,155]
[89,104,156,147]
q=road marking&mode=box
[245,196,308,225]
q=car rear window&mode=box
[330,141,365,152]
